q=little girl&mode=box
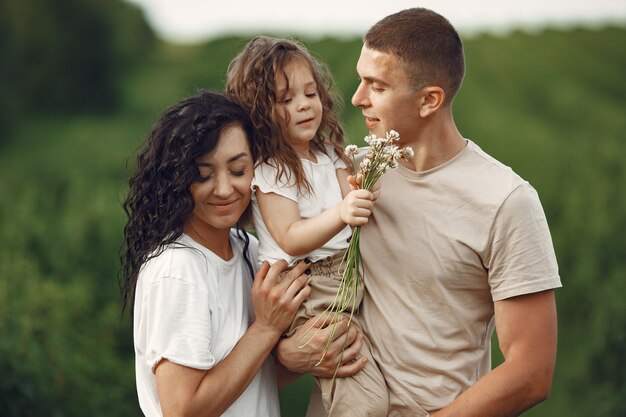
[227,36,388,417]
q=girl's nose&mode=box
[297,97,311,111]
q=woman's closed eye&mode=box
[196,173,213,182]
[230,169,247,177]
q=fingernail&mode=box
[305,269,312,275]
[304,258,311,264]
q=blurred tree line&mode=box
[0,0,154,140]
[0,0,154,415]
[0,1,624,416]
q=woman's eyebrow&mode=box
[197,152,249,167]
[226,152,249,163]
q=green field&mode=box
[1,25,625,416]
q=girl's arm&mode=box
[155,261,311,417]
[336,168,353,198]
[256,185,374,257]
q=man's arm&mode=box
[433,289,558,417]
[275,314,368,378]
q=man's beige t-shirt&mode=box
[359,140,561,415]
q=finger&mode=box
[263,259,289,287]
[280,260,309,287]
[289,279,311,306]
[333,355,368,378]
[323,325,364,376]
[371,188,381,201]
[336,326,362,364]
[253,261,270,291]
[300,312,338,333]
[283,270,309,300]
[347,175,360,190]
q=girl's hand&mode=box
[339,189,375,226]
[251,260,311,338]
[348,174,380,201]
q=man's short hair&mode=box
[365,8,465,105]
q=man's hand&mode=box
[275,314,367,378]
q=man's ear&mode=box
[418,86,445,118]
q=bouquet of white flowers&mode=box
[300,130,413,372]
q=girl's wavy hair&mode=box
[226,35,350,195]
[120,90,257,315]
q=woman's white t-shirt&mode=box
[133,232,280,417]
[251,143,352,265]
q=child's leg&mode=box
[292,252,387,416]
[316,324,388,417]
[284,252,347,338]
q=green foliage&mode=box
[0,0,154,141]
[0,23,624,417]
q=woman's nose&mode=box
[214,173,233,197]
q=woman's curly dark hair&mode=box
[226,36,350,195]
[120,90,257,315]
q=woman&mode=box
[120,90,311,417]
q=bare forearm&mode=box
[433,359,552,417]
[279,205,346,256]
[186,323,281,417]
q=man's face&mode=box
[351,45,421,144]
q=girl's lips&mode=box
[297,117,315,125]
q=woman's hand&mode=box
[251,260,311,338]
[156,260,311,417]
[275,314,367,378]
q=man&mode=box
[277,7,561,416]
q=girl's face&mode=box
[276,59,323,157]
[187,124,254,235]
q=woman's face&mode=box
[187,124,254,234]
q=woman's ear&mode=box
[418,86,445,118]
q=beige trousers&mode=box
[286,251,388,417]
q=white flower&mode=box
[386,130,400,141]
[364,135,377,145]
[402,147,414,158]
[345,144,359,156]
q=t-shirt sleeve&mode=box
[141,269,216,373]
[251,162,298,202]
[487,183,562,301]
[323,142,349,170]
